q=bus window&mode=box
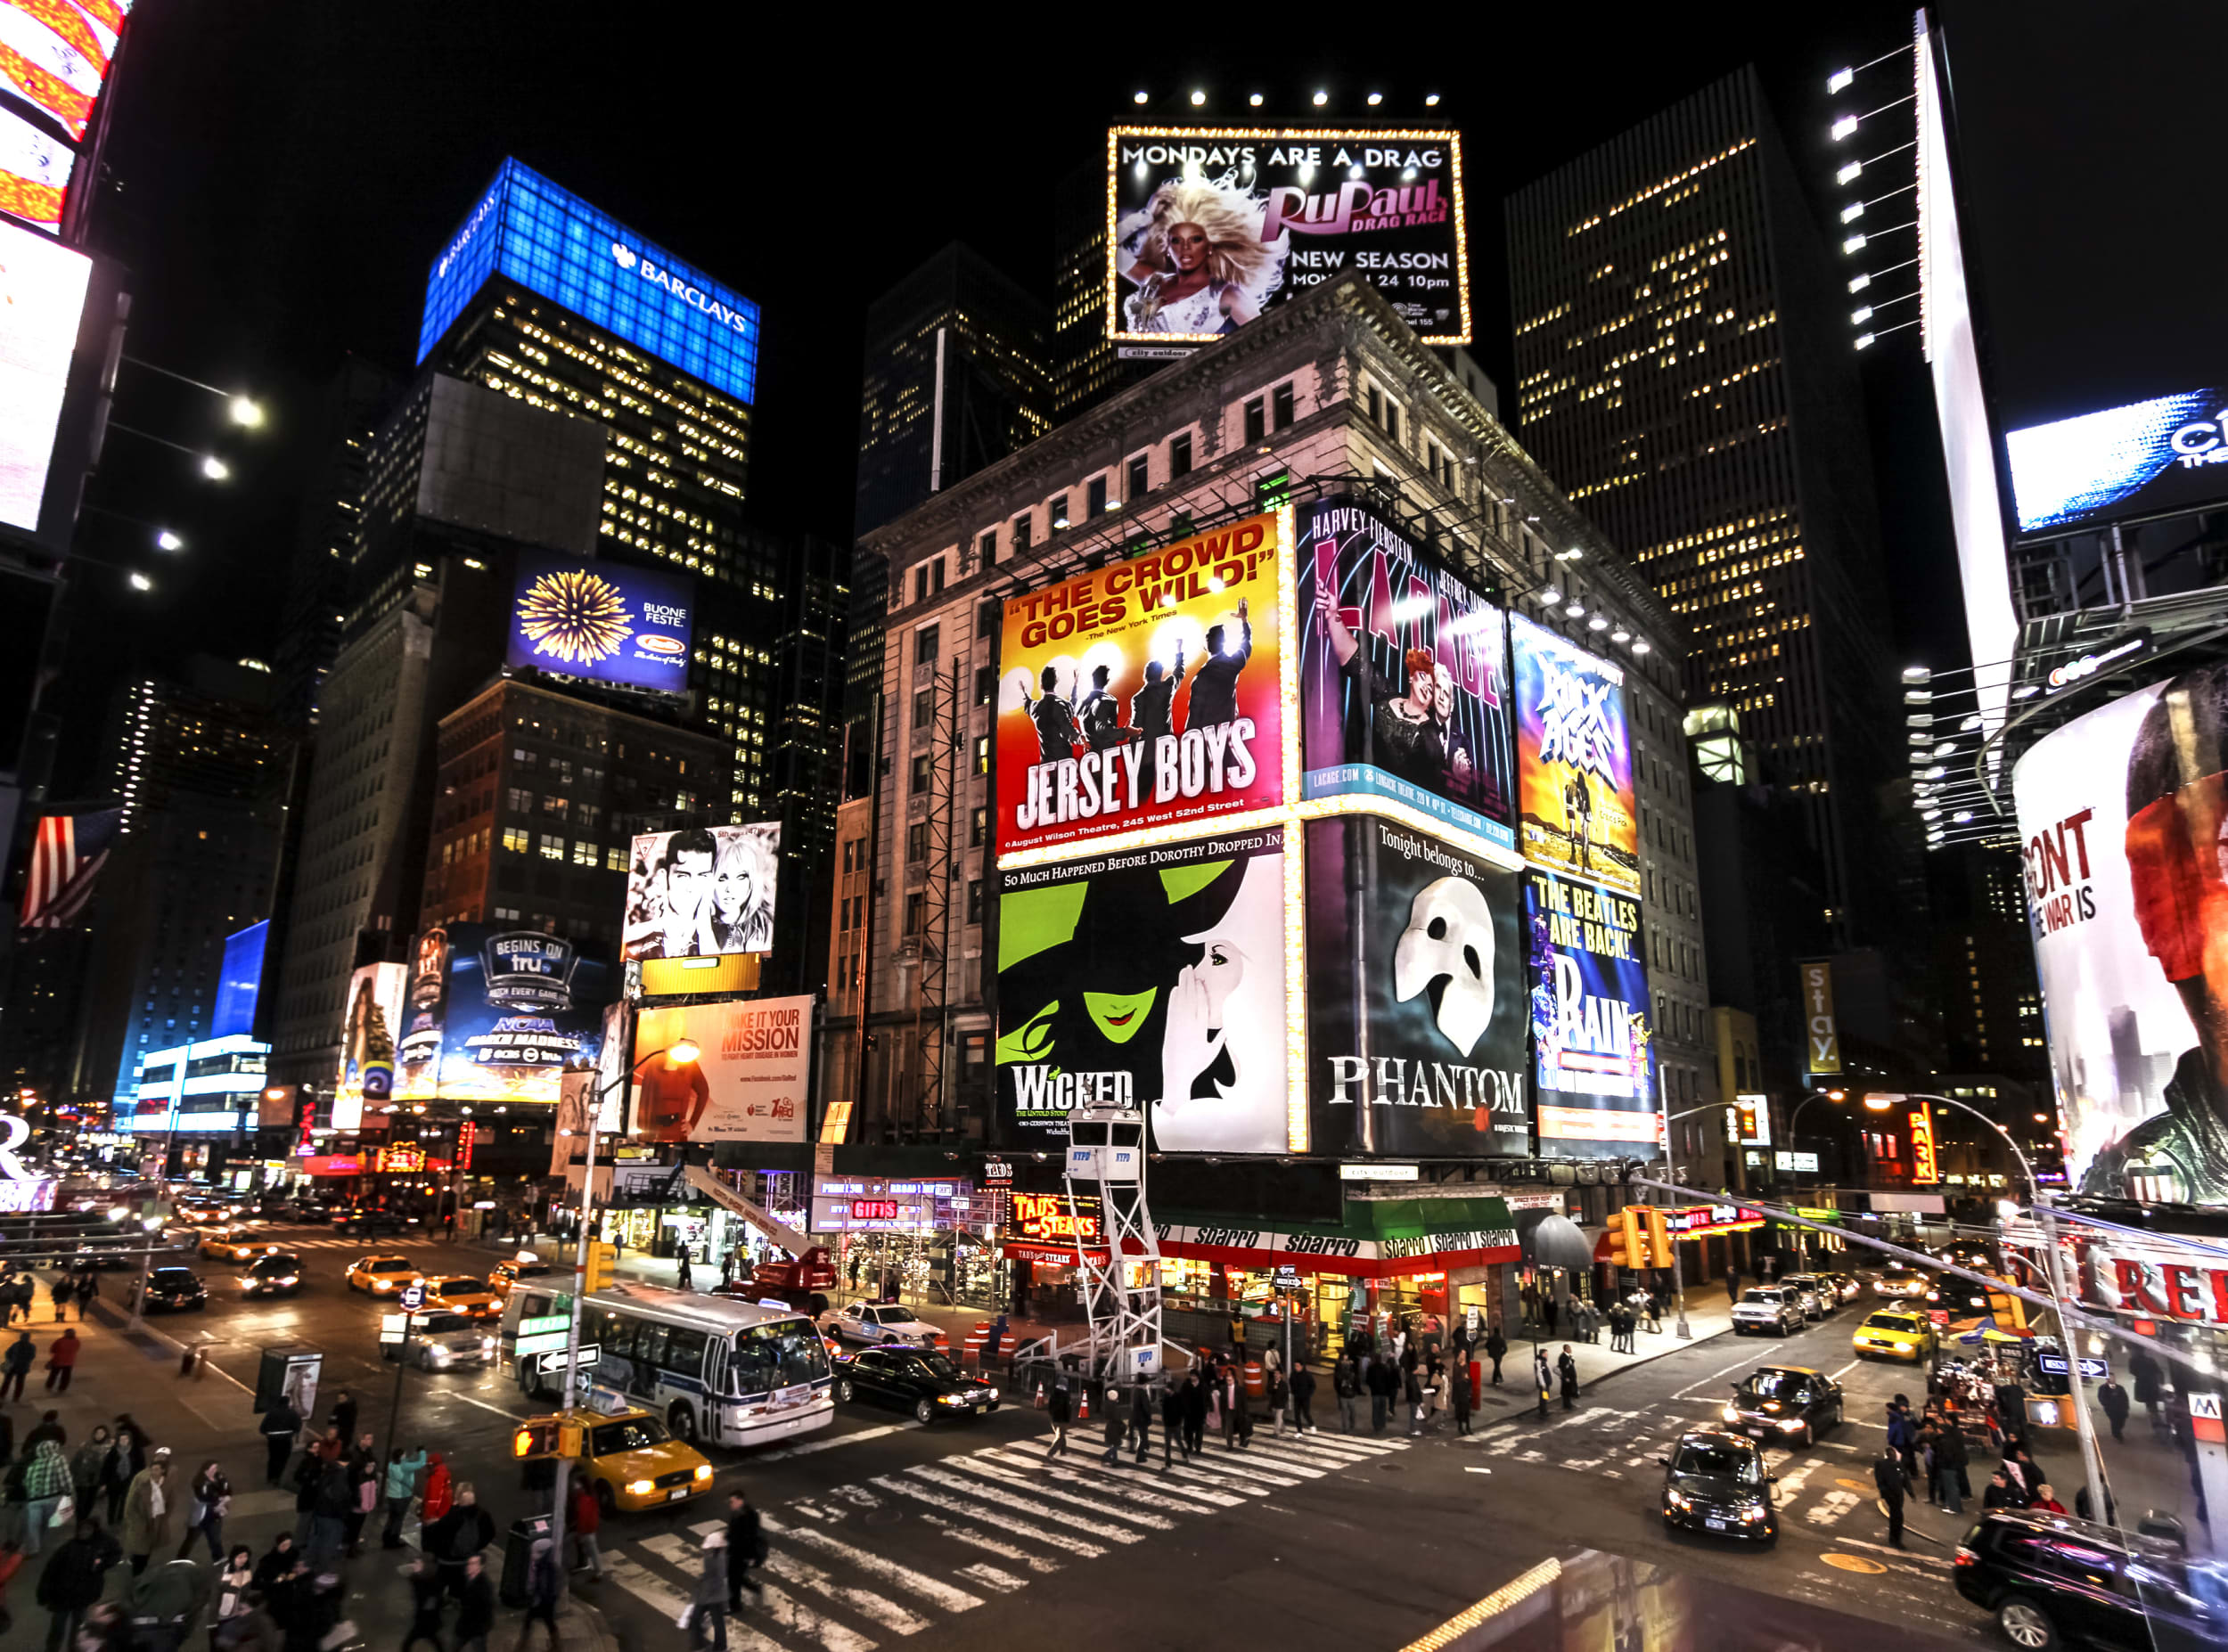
[731,1320,831,1395]
[592,1312,636,1361]
[635,1322,672,1370]
[666,1326,709,1380]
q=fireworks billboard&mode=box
[621,821,781,961]
[2013,669,2228,1207]
[634,997,813,1145]
[996,513,1283,860]
[1303,816,1528,1158]
[1525,870,1655,1159]
[995,826,1291,1150]
[396,923,615,1108]
[1297,496,1513,853]
[1511,614,1639,897]
[1107,127,1469,346]
[505,552,695,693]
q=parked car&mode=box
[128,1266,208,1312]
[1852,1308,1937,1363]
[824,1300,947,1348]
[1730,1287,1806,1337]
[1659,1428,1777,1542]
[1954,1509,2226,1650]
[832,1345,999,1424]
[242,1254,304,1298]
[1722,1364,1844,1447]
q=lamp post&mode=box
[1655,1101,1727,1341]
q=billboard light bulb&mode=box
[1425,93,1441,107]
[1189,89,1205,106]
[228,397,264,428]
[668,1038,701,1066]
[1923,765,1946,780]
[1249,92,1263,107]
[1831,114,1859,141]
[1828,68,1855,94]
[1855,336,1872,353]
[1133,90,1148,104]
[156,529,184,551]
[1840,201,1864,224]
[128,572,152,592]
[1312,89,1327,106]
[1366,92,1383,107]
[1539,586,1561,606]
[1837,160,1863,185]
[201,455,230,480]
[1851,307,1873,325]
[1848,272,1871,293]
[1632,640,1651,656]
[1587,615,1609,632]
[1953,810,1973,822]
[1842,233,1866,255]
[1563,601,1585,617]
[1610,628,1631,643]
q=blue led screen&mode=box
[417,158,758,405]
[212,920,269,1040]
[2004,387,2228,536]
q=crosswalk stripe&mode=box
[1271,1431,1397,1459]
[758,1514,985,1613]
[930,1454,1175,1529]
[913,1511,1062,1575]
[1241,1435,1378,1471]
[979,1443,1248,1507]
[872,1476,1108,1558]
[1001,1436,1296,1494]
[647,1531,926,1637]
[955,1562,1025,1594]
[1208,1439,1326,1477]
[973,1449,1233,1512]
[603,1553,790,1651]
[905,1464,1143,1542]
[743,1578,879,1652]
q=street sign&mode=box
[2035,1352,2110,1381]
[1272,1264,1303,1291]
[399,1283,424,1312]
[1126,1345,1161,1378]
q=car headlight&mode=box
[1722,1405,1740,1422]
[626,1479,654,1496]
[1894,1341,1912,1352]
[480,1338,495,1353]
[1741,1504,1766,1522]
[1778,1419,1806,1433]
[1665,1489,1690,1509]
[987,1387,1000,1402]
[693,1464,712,1480]
[277,1275,298,1287]
[939,1393,965,1405]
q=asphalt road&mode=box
[116,1232,2017,1650]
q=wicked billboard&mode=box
[1303,816,1528,1158]
[1297,496,1514,852]
[1511,613,1640,897]
[1525,870,1656,1159]
[996,514,1283,859]
[995,826,1290,1150]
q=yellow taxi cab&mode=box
[527,1405,713,1515]
[346,1255,421,1295]
[200,1225,288,1264]
[1852,1307,1937,1362]
[489,1256,553,1297]
[418,1273,503,1321]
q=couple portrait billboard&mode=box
[1297,496,1515,851]
[995,826,1290,1151]
[1511,613,1640,898]
[1108,128,1470,345]
[2013,667,2228,1206]
[996,514,1282,859]
[622,822,780,960]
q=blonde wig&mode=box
[1131,180,1281,327]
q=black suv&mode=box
[242,1254,304,1297]
[1723,1364,1844,1448]
[1659,1428,1777,1542]
[1955,1510,2226,1649]
[130,1266,208,1312]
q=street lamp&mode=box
[1655,1101,1727,1340]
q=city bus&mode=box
[498,1280,833,1450]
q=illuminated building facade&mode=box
[1506,67,1902,953]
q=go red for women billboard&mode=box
[995,514,1283,859]
[2014,667,2228,1207]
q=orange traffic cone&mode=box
[1077,1386,1091,1421]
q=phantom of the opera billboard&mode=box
[1511,614,1640,898]
[1304,816,1528,1158]
[1107,128,1470,346]
[1297,496,1514,852]
[1525,870,1657,1159]
[622,822,781,961]
[2014,667,2228,1206]
[996,514,1282,859]
[995,827,1291,1150]
[393,923,615,1108]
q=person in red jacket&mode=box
[45,1329,78,1393]
[419,1453,453,1525]
[2031,1483,2068,1514]
[565,1468,606,1580]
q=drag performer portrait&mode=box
[1117,179,1288,335]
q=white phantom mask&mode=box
[1392,876,1495,1058]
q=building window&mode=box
[1169,433,1192,478]
[1049,493,1069,530]
[903,892,925,936]
[906,822,928,863]
[974,664,995,705]
[977,600,998,640]
[571,840,597,866]
[501,827,528,855]
[1127,454,1150,499]
[910,754,931,794]
[842,839,856,872]
[505,787,531,814]
[1243,397,1266,445]
[605,846,627,871]
[537,834,564,861]
[974,734,989,774]
[577,803,602,832]
[1272,382,1295,429]
[978,527,997,566]
[970,805,987,847]
[1086,475,1108,517]
[966,879,984,926]
[912,563,930,603]
[1012,512,1032,552]
[915,624,939,666]
[913,688,934,731]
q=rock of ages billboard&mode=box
[1109,128,1469,345]
[1304,816,1528,1157]
[1298,496,1514,852]
[2013,668,2228,1207]
[1525,870,1656,1160]
[995,826,1289,1151]
[997,515,1282,858]
[1511,614,1640,897]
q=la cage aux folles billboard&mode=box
[1525,869,1656,1160]
[995,826,1290,1151]
[399,923,615,1108]
[1304,816,1528,1159]
[506,551,695,694]
[1511,613,1640,898]
[1297,496,1514,852]
[1108,128,1469,346]
[997,513,1282,860]
[2014,667,2228,1207]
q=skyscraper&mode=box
[1505,68,1903,953]
[854,243,1050,538]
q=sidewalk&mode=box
[1470,1298,1738,1422]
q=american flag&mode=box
[18,806,119,929]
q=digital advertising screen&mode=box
[2012,668,2228,1207]
[996,513,1283,860]
[995,825,1290,1151]
[1511,614,1639,898]
[1108,127,1469,346]
[0,217,91,532]
[2004,387,2228,538]
[419,157,758,405]
[633,997,812,1145]
[1297,496,1513,852]
[506,551,694,693]
[621,821,780,961]
[1525,869,1655,1159]
[0,106,72,227]
[211,921,268,1041]
[1304,816,1528,1159]
[403,923,615,1108]
[0,0,127,144]
[334,962,411,1132]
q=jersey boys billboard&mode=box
[1525,870,1655,1159]
[996,514,1282,858]
[1298,497,1514,851]
[1511,614,1640,898]
[1108,128,1470,346]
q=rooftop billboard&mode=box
[621,822,780,961]
[1108,127,1469,346]
[418,157,759,405]
[2004,387,2228,537]
[506,551,695,693]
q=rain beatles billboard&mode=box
[1525,870,1656,1159]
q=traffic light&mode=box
[512,1419,560,1460]
[1642,1206,1672,1268]
[1608,1206,1646,1271]
[584,1241,617,1296]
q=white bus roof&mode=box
[582,1282,810,1331]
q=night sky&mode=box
[57,1,2225,759]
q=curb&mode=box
[1467,1323,1735,1435]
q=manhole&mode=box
[1823,1553,1886,1574]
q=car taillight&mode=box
[1953,1548,1978,1566]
